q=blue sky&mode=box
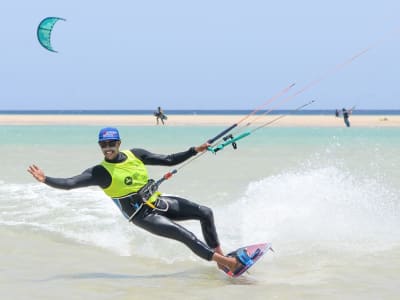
[1,1,399,110]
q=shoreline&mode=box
[0,114,399,127]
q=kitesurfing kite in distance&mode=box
[37,17,66,52]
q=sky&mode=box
[1,0,399,110]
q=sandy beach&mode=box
[0,114,399,127]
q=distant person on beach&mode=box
[335,109,340,117]
[27,127,245,274]
[342,108,352,127]
[154,106,167,125]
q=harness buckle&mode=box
[138,179,158,201]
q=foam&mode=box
[221,165,400,254]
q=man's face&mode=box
[99,140,121,160]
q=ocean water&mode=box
[1,125,399,300]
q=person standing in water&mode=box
[27,127,245,274]
[342,108,352,127]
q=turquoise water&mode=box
[1,125,399,299]
[1,125,399,185]
[2,125,399,145]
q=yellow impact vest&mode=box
[101,150,159,205]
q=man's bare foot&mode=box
[226,248,249,273]
[227,257,243,273]
[214,246,226,270]
[212,249,244,273]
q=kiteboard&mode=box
[153,112,168,120]
[223,242,273,278]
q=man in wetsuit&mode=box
[28,127,241,272]
[342,108,352,127]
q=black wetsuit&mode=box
[343,110,350,127]
[44,147,218,261]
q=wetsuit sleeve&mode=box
[130,147,197,166]
[44,165,111,190]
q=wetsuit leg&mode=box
[157,195,220,248]
[131,195,219,261]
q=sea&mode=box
[0,113,399,300]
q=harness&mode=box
[113,179,166,221]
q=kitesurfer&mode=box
[342,108,352,127]
[27,127,242,273]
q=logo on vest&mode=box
[124,176,133,185]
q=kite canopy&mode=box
[37,17,66,52]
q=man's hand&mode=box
[27,165,46,183]
[194,142,211,153]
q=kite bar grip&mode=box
[207,132,251,154]
[207,124,237,144]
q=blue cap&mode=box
[98,127,120,142]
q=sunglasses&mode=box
[99,140,118,148]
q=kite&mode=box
[37,17,66,52]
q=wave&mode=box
[221,165,400,253]
[0,183,134,255]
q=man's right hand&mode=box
[27,164,46,183]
